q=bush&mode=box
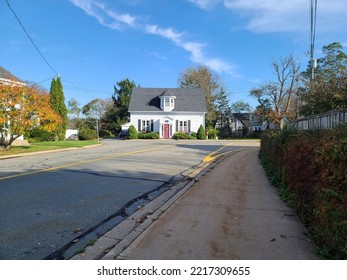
[26,128,54,142]
[128,125,138,139]
[78,128,97,140]
[138,132,159,139]
[260,127,347,259]
[173,132,190,140]
[207,128,217,139]
[197,125,206,140]
[99,129,113,138]
[218,125,232,139]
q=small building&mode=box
[128,88,207,139]
[232,113,263,132]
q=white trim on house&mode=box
[129,111,205,139]
[128,88,206,139]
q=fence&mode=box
[296,109,347,130]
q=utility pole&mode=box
[310,0,318,80]
[96,117,100,142]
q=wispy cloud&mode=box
[187,0,221,9]
[224,0,310,33]
[145,25,183,44]
[70,0,235,75]
[145,24,234,74]
[188,0,347,34]
[227,0,347,34]
[69,0,136,29]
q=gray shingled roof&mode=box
[129,87,207,112]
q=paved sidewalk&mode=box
[103,147,316,260]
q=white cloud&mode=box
[188,0,221,9]
[70,0,235,74]
[145,24,183,44]
[69,0,136,29]
[223,0,347,34]
[145,25,234,74]
[188,0,347,34]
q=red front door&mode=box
[163,124,170,139]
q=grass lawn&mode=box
[0,140,100,156]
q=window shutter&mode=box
[176,120,179,132]
[138,119,141,131]
[151,119,154,132]
[188,120,191,132]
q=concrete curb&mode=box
[71,149,245,260]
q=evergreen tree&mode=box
[300,42,347,115]
[216,87,233,138]
[49,77,68,140]
[197,125,206,140]
[103,78,137,135]
[128,125,138,139]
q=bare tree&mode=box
[251,55,300,124]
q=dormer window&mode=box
[160,96,176,112]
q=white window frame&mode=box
[161,97,175,111]
[178,120,188,132]
[142,120,151,132]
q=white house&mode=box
[0,67,27,143]
[128,88,207,139]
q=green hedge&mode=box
[173,132,196,140]
[26,128,54,142]
[78,128,96,140]
[138,132,160,139]
[260,127,347,259]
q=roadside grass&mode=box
[0,140,100,156]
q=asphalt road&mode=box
[0,139,259,260]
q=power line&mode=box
[5,0,59,75]
[61,76,97,99]
[5,0,98,99]
[31,76,56,86]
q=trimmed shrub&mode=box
[138,132,159,139]
[99,129,113,138]
[173,132,190,140]
[78,128,96,140]
[197,125,206,140]
[207,128,217,139]
[26,128,54,142]
[128,125,138,139]
[260,127,347,259]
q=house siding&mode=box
[129,111,205,138]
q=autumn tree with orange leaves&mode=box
[0,83,61,148]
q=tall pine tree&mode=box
[50,77,68,140]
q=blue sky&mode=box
[1,0,346,108]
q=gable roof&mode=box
[0,66,21,81]
[0,66,26,87]
[129,87,207,112]
[233,113,262,126]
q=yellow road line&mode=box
[203,143,245,163]
[0,145,168,181]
